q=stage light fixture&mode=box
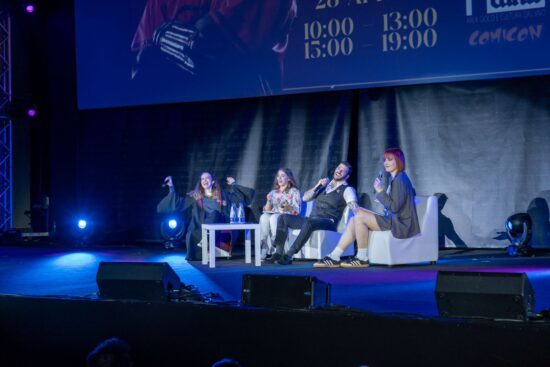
[505,213,532,256]
[25,4,35,13]
[74,217,94,246]
[26,107,37,118]
[78,219,87,230]
[160,215,185,249]
[168,219,178,230]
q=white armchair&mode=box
[368,195,439,266]
[289,201,355,260]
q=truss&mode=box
[0,9,12,231]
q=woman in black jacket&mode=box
[158,172,255,260]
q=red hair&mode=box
[383,148,406,173]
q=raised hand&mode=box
[374,177,384,193]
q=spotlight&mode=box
[74,217,93,246]
[78,219,87,230]
[168,219,178,230]
[160,215,185,249]
[505,213,532,256]
[25,4,35,13]
[26,108,37,118]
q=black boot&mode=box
[264,252,282,264]
[276,253,293,265]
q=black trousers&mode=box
[272,214,337,256]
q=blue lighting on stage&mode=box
[168,219,178,230]
[154,254,188,266]
[54,253,97,267]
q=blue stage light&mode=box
[160,215,185,249]
[73,217,94,247]
[168,219,178,230]
[505,213,532,256]
[506,220,513,231]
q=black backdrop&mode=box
[32,1,550,248]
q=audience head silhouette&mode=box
[86,337,133,367]
[211,358,243,367]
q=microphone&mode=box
[314,177,330,194]
[373,170,384,194]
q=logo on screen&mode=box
[466,0,546,15]
[487,0,546,13]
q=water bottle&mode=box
[230,203,237,224]
[237,203,245,223]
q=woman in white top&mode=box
[260,168,301,258]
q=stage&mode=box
[2,244,550,316]
[1,243,550,366]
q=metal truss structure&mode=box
[0,9,12,231]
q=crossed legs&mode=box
[315,208,382,267]
[335,208,381,252]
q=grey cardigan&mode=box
[375,171,420,239]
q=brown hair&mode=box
[190,171,222,208]
[272,168,298,191]
[339,161,353,178]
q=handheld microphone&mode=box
[314,177,330,193]
[373,170,384,194]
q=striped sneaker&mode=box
[313,256,341,268]
[341,257,369,268]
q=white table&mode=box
[201,223,261,268]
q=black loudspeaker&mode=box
[241,274,330,309]
[96,262,181,302]
[435,271,535,320]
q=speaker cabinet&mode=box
[435,271,535,320]
[241,274,330,309]
[96,262,181,302]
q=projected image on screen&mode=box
[75,0,550,109]
[129,0,297,99]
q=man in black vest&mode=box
[268,161,358,265]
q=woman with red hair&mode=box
[315,148,420,268]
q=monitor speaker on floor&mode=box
[241,274,331,309]
[96,262,181,302]
[435,271,534,320]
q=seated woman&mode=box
[259,168,301,259]
[157,172,255,261]
[314,148,420,268]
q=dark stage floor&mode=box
[1,243,550,316]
